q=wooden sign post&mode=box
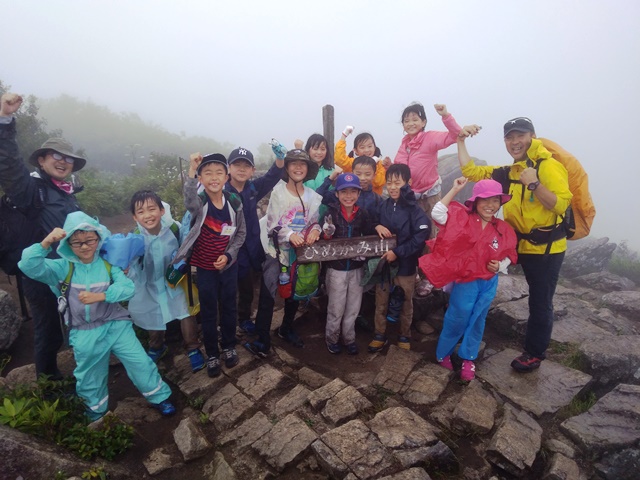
[322,104,335,156]
[295,235,396,264]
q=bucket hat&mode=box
[464,179,512,208]
[282,149,319,182]
[29,138,87,172]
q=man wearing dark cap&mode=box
[458,117,572,372]
[0,92,88,379]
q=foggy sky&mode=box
[2,0,639,248]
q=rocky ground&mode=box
[1,235,639,480]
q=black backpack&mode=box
[0,188,46,276]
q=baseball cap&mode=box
[197,153,228,175]
[503,117,535,137]
[228,147,255,167]
[335,173,362,191]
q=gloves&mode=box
[342,125,354,137]
[323,215,336,237]
[270,138,288,160]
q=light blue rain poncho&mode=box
[126,204,191,330]
[19,211,171,420]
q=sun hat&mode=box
[197,153,228,175]
[503,117,535,137]
[464,179,512,208]
[29,138,87,172]
[335,173,362,191]
[282,149,319,182]
[228,147,255,167]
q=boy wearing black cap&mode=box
[170,152,246,377]
[225,147,284,336]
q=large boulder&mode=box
[0,289,22,350]
[438,153,486,204]
[573,271,636,292]
[562,237,617,278]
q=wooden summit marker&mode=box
[295,235,397,264]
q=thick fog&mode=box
[1,0,638,248]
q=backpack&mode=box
[0,188,46,276]
[491,138,595,249]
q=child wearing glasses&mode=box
[19,211,176,420]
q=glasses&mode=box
[50,152,75,165]
[69,238,99,249]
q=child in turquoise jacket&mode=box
[19,211,174,420]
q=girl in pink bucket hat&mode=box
[419,177,518,381]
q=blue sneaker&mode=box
[153,400,176,416]
[147,345,168,363]
[327,343,341,354]
[345,343,359,355]
[187,348,205,372]
[244,341,269,358]
[239,320,257,336]
[277,327,304,348]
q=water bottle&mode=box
[270,138,288,160]
[278,266,292,298]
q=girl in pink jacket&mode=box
[394,103,479,228]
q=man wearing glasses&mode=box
[0,92,87,380]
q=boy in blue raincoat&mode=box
[126,191,204,372]
[19,211,175,420]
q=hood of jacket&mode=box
[396,183,417,208]
[57,211,111,263]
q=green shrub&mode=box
[608,241,640,284]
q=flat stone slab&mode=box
[451,381,498,435]
[252,413,317,472]
[401,363,451,405]
[543,453,580,480]
[379,468,433,480]
[374,345,422,393]
[273,384,311,418]
[368,407,439,453]
[204,451,237,480]
[322,385,373,425]
[203,383,253,430]
[486,404,543,477]
[143,448,174,476]
[314,419,394,479]
[579,335,640,385]
[167,353,227,398]
[477,348,592,417]
[219,411,273,448]
[308,378,348,410]
[173,417,212,462]
[236,364,286,401]
[560,384,640,455]
[601,290,640,317]
[298,366,332,389]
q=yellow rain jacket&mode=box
[334,139,387,195]
[461,138,572,255]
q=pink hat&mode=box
[464,179,512,208]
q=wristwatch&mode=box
[527,181,540,191]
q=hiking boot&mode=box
[222,348,240,368]
[460,360,476,381]
[438,355,454,371]
[147,345,168,363]
[277,327,304,348]
[152,400,176,416]
[327,343,341,354]
[187,348,205,372]
[368,334,388,353]
[244,341,269,358]
[207,356,221,378]
[345,343,359,355]
[511,352,542,372]
[239,319,257,336]
[397,336,411,350]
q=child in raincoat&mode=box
[126,190,204,372]
[19,211,175,419]
[419,177,517,381]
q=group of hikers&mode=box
[0,92,573,420]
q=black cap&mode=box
[504,117,535,137]
[197,153,228,175]
[228,147,255,167]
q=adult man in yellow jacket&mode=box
[458,117,572,372]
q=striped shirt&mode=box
[190,197,231,270]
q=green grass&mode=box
[559,391,597,419]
